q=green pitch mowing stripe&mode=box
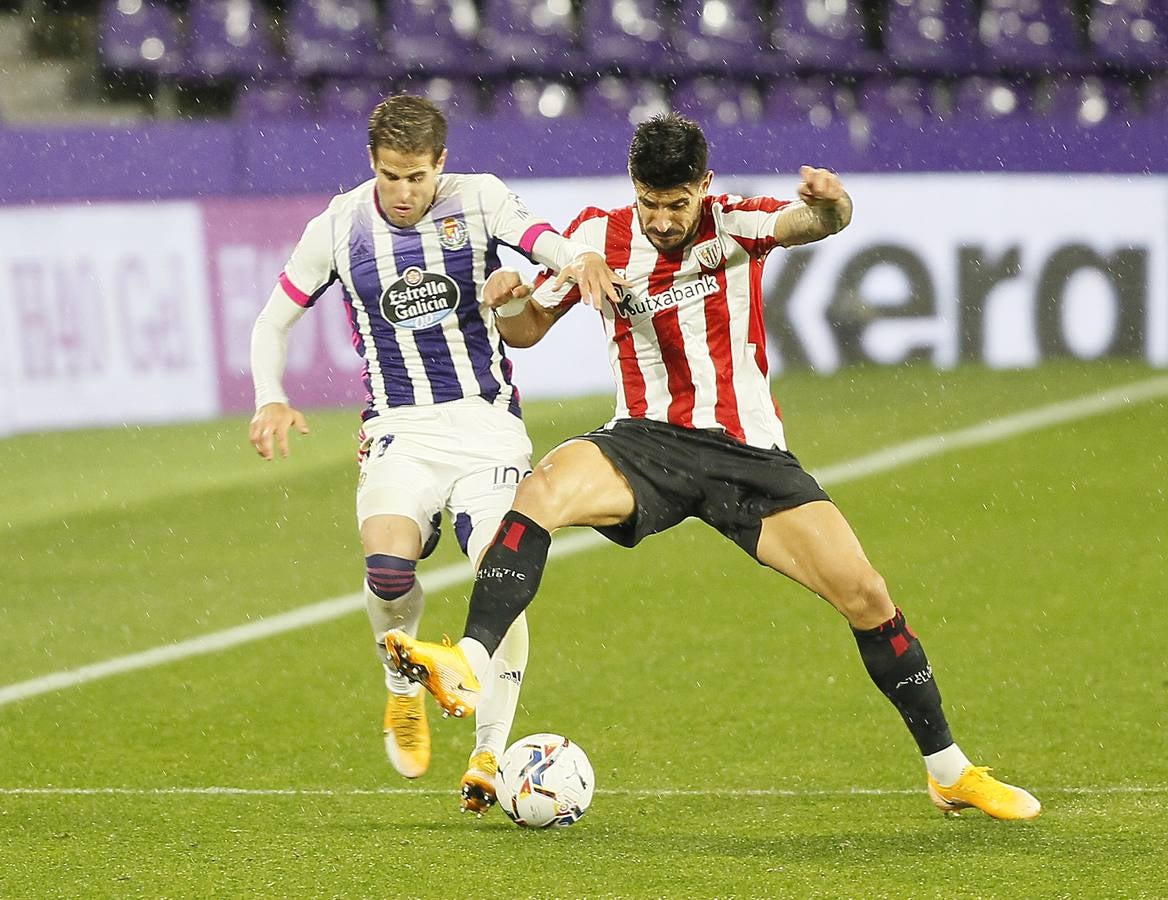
[2,373,1166,708]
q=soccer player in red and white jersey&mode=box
[386,114,1041,820]
[247,95,623,815]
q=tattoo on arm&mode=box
[776,193,853,247]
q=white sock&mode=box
[364,579,424,695]
[458,636,491,687]
[924,743,973,786]
[473,613,529,758]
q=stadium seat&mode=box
[99,0,182,77]
[762,75,850,128]
[671,77,764,125]
[1143,72,1168,116]
[770,0,883,73]
[671,0,777,78]
[855,75,932,126]
[1087,0,1168,71]
[978,0,1086,73]
[318,78,391,119]
[579,75,671,125]
[479,0,581,76]
[1033,75,1133,127]
[381,0,486,78]
[182,0,281,82]
[945,74,1031,121]
[883,0,980,74]
[285,0,380,78]
[490,78,581,118]
[392,76,484,116]
[579,0,672,76]
[234,79,317,118]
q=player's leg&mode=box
[444,443,536,815]
[386,438,635,717]
[754,501,1039,819]
[357,426,445,778]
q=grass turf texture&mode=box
[2,361,1165,897]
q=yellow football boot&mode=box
[459,750,499,817]
[383,629,481,718]
[382,690,430,778]
[927,766,1041,820]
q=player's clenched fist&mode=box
[797,165,845,206]
[482,266,533,309]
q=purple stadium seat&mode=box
[99,0,181,77]
[945,74,1031,121]
[1087,0,1168,70]
[1143,73,1168,116]
[771,0,883,73]
[182,0,280,82]
[318,78,391,119]
[671,77,764,126]
[855,76,932,126]
[234,79,316,119]
[392,77,484,117]
[490,78,581,118]
[884,0,980,74]
[381,0,485,77]
[580,0,672,76]
[978,0,1086,73]
[479,0,580,75]
[671,0,776,78]
[1033,75,1132,127]
[763,76,849,128]
[285,0,380,78]
[579,76,671,124]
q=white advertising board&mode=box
[0,202,216,436]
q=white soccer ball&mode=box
[496,733,595,828]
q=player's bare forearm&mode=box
[774,193,853,247]
[774,166,853,247]
[496,302,558,348]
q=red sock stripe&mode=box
[502,521,526,552]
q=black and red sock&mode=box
[464,511,551,655]
[852,608,954,755]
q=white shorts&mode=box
[356,396,533,565]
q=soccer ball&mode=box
[496,733,595,828]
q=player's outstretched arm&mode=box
[249,286,311,460]
[773,165,854,248]
[482,267,566,348]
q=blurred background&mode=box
[1,0,1165,436]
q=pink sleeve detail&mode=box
[518,222,556,254]
[278,271,312,307]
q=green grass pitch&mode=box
[2,361,1166,898]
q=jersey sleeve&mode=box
[277,205,338,308]
[479,173,557,260]
[718,194,793,259]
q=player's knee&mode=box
[512,466,570,526]
[366,554,417,600]
[836,569,893,627]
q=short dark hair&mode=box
[368,94,447,162]
[628,113,709,189]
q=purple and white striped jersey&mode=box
[276,173,558,421]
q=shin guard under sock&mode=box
[852,608,954,756]
[464,511,551,656]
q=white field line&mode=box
[0,785,1164,798]
[2,375,1166,710]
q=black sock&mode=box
[852,608,953,756]
[464,511,552,656]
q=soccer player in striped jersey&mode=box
[386,113,1041,821]
[247,95,624,815]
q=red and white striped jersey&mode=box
[533,193,793,449]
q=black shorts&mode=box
[579,418,831,559]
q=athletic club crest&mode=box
[438,216,469,250]
[692,237,724,270]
